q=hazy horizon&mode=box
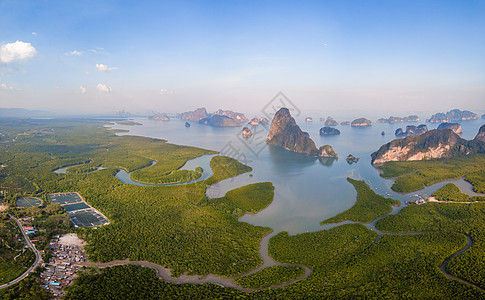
[1,1,484,114]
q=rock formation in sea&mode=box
[178,108,209,121]
[351,118,372,127]
[266,108,337,157]
[340,121,350,125]
[242,127,252,139]
[305,117,313,122]
[346,154,359,164]
[324,117,338,126]
[371,124,485,165]
[426,109,477,123]
[249,117,271,126]
[319,127,340,135]
[149,113,170,121]
[213,109,248,123]
[199,115,241,127]
[395,125,428,137]
[381,131,385,136]
[437,123,462,134]
[185,122,190,128]
[377,115,419,123]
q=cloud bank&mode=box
[96,83,111,93]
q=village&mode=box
[39,234,87,298]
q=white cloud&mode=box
[89,47,107,55]
[160,89,174,95]
[0,83,14,91]
[0,41,37,63]
[96,63,117,72]
[79,86,87,94]
[32,32,37,36]
[97,83,111,93]
[65,50,82,56]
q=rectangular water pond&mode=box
[69,209,109,227]
[49,193,83,205]
[64,202,90,212]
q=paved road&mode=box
[0,214,42,289]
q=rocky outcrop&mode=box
[351,118,372,127]
[266,108,336,157]
[377,115,419,123]
[149,113,170,121]
[324,117,338,126]
[437,123,462,134]
[319,127,340,135]
[482,114,485,120]
[474,124,485,143]
[371,126,485,165]
[346,154,359,164]
[213,109,248,123]
[185,122,190,128]
[427,109,477,123]
[318,145,338,158]
[249,117,270,126]
[381,131,385,136]
[305,117,313,122]
[178,108,208,121]
[242,127,252,139]
[395,125,428,137]
[340,121,350,125]
[199,115,241,127]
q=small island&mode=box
[351,118,372,127]
[319,127,340,135]
[340,121,350,125]
[242,127,252,139]
[377,115,419,123]
[323,117,338,126]
[199,115,241,127]
[427,109,477,123]
[148,113,170,121]
[346,154,359,164]
[395,124,428,137]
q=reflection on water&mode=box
[107,118,485,235]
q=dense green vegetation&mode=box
[204,155,252,186]
[234,265,305,288]
[202,182,274,216]
[65,265,243,299]
[321,178,400,224]
[377,154,485,192]
[0,271,51,299]
[376,202,485,289]
[0,216,36,285]
[465,170,485,193]
[0,119,268,278]
[431,183,479,202]
[378,159,444,178]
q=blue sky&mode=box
[0,0,484,115]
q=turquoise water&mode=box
[109,117,485,234]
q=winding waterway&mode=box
[81,117,485,289]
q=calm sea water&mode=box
[109,117,485,235]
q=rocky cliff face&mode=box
[474,124,485,143]
[437,123,462,134]
[427,109,477,123]
[266,108,337,157]
[395,125,428,137]
[199,115,241,127]
[179,108,208,121]
[320,127,340,135]
[371,125,485,165]
[351,118,372,127]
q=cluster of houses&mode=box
[40,238,87,298]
